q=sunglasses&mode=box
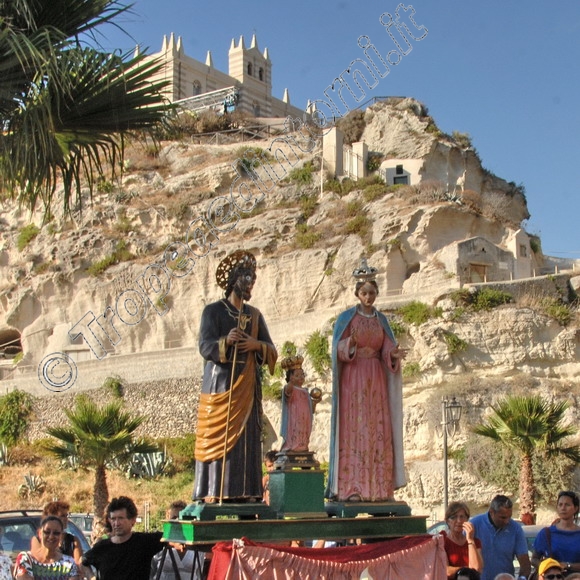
[42,530,62,536]
[544,574,564,580]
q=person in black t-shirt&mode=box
[82,496,164,580]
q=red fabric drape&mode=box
[209,535,447,579]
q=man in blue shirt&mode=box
[470,495,531,580]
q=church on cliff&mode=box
[140,33,305,120]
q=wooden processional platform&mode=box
[161,464,427,546]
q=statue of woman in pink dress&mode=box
[326,259,407,502]
[280,355,319,452]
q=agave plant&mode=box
[18,473,47,498]
[0,443,11,466]
[125,450,172,479]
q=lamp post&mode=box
[441,396,462,512]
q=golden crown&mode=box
[280,355,304,371]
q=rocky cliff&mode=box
[1,98,578,516]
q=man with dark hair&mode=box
[471,495,531,580]
[82,496,164,580]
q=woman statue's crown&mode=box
[352,257,377,282]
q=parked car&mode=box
[0,510,91,566]
[68,513,94,543]
[427,520,447,535]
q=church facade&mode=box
[141,33,305,119]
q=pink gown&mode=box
[336,312,400,501]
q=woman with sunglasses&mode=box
[30,501,83,565]
[532,491,580,576]
[14,516,80,579]
[442,501,484,580]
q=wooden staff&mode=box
[219,294,244,505]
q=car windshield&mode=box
[0,513,90,565]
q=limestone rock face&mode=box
[1,98,578,516]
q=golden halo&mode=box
[215,250,257,290]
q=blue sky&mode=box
[100,1,580,258]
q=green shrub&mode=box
[345,215,371,238]
[0,390,34,446]
[346,200,363,217]
[262,378,283,401]
[158,434,197,471]
[114,214,136,234]
[97,178,115,193]
[472,288,513,311]
[398,301,439,326]
[442,331,469,354]
[280,341,298,358]
[363,184,388,202]
[530,238,541,254]
[324,179,343,194]
[541,299,573,326]
[366,152,384,173]
[299,195,317,219]
[235,146,269,174]
[289,161,314,184]
[295,223,321,249]
[388,319,407,338]
[452,131,472,149]
[87,240,134,276]
[17,224,40,251]
[449,288,472,306]
[402,362,421,379]
[102,375,124,399]
[304,330,331,377]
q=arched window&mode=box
[247,62,253,76]
[193,80,202,96]
[259,67,264,81]
[252,101,260,117]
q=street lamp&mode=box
[440,396,462,512]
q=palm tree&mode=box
[474,394,580,521]
[0,0,169,217]
[45,396,158,538]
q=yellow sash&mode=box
[194,308,259,463]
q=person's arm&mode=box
[513,521,531,578]
[461,523,483,573]
[72,535,83,566]
[530,527,546,569]
[516,552,531,578]
[14,552,34,580]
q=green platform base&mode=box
[180,501,276,522]
[163,514,427,546]
[325,500,412,518]
[269,469,326,518]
